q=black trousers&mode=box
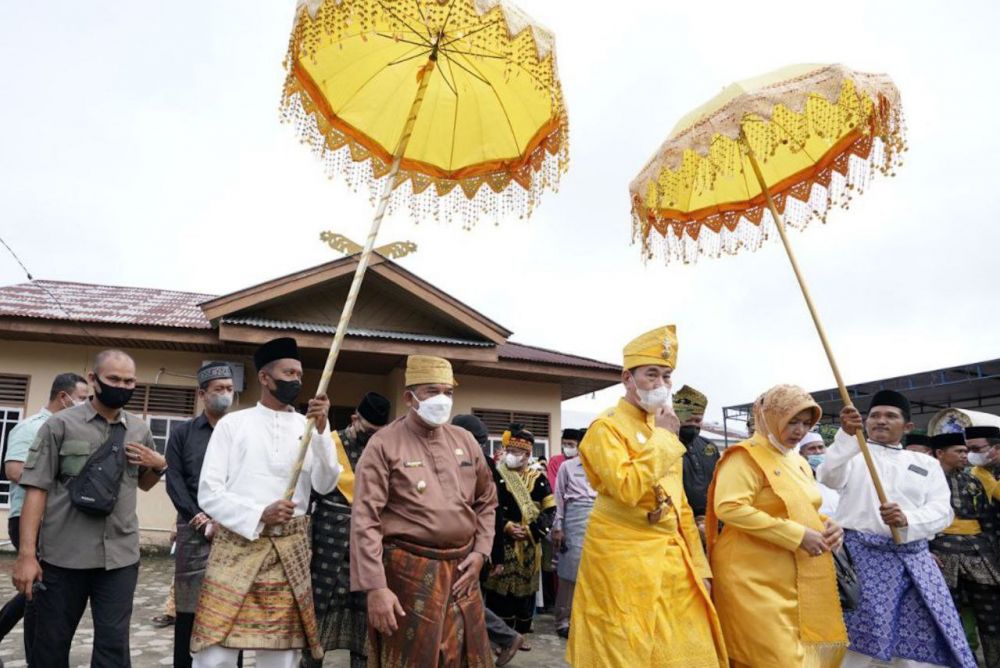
[175,613,242,668]
[0,517,35,663]
[31,561,139,667]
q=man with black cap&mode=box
[818,390,976,668]
[966,425,1000,501]
[165,361,237,668]
[674,385,719,530]
[903,431,933,456]
[191,337,341,668]
[930,431,1000,668]
[304,391,391,668]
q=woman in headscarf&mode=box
[706,385,848,667]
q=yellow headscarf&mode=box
[752,384,821,448]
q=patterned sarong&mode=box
[175,520,212,614]
[190,516,322,659]
[370,539,493,668]
[843,530,976,668]
[311,496,367,656]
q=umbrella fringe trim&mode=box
[633,135,903,264]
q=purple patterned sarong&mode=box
[843,530,976,668]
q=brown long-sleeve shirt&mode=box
[350,412,498,591]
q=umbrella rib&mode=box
[409,0,436,42]
[449,51,521,153]
[440,19,503,49]
[440,0,460,36]
[444,55,461,169]
[375,0,433,46]
[376,33,432,49]
[387,46,435,67]
[440,51,490,86]
[438,54,459,97]
[440,47,505,60]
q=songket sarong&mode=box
[190,516,322,659]
[843,530,976,668]
[371,539,492,668]
[556,499,593,582]
[175,521,212,614]
[311,496,367,656]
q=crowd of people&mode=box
[2,326,999,668]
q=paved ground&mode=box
[0,553,568,667]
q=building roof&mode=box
[723,357,1000,429]
[0,280,214,329]
[498,342,620,371]
[221,316,494,348]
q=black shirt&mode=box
[165,414,215,523]
[682,434,720,517]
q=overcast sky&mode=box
[2,1,998,426]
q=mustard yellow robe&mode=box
[566,399,727,668]
[710,442,843,668]
[972,466,1000,501]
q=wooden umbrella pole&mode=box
[742,135,903,544]
[283,56,438,500]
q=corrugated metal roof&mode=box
[221,316,494,348]
[498,342,620,371]
[0,280,215,329]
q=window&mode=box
[473,408,551,458]
[148,415,191,455]
[0,407,25,508]
[0,375,29,406]
[126,384,197,417]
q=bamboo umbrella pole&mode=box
[741,132,903,544]
[283,55,438,500]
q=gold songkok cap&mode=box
[405,355,456,387]
[623,325,677,370]
[674,385,708,420]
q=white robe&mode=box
[817,428,954,668]
[198,402,340,540]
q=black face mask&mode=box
[269,377,302,406]
[93,375,134,410]
[678,425,701,446]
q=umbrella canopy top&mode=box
[630,64,906,263]
[283,0,568,226]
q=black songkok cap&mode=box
[253,337,300,371]
[904,432,930,447]
[197,362,233,388]
[452,414,490,447]
[867,390,911,420]
[562,428,583,442]
[930,432,966,450]
[357,392,391,427]
[965,425,1000,440]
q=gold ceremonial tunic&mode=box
[566,399,726,668]
[711,443,844,667]
[350,412,498,591]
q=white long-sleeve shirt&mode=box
[817,428,952,543]
[198,403,341,540]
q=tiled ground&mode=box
[0,553,568,667]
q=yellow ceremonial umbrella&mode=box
[279,0,568,496]
[631,63,907,541]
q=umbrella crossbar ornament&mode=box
[632,64,908,542]
[279,0,568,499]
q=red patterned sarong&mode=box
[190,516,322,659]
[371,539,493,668]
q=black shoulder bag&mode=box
[68,422,127,517]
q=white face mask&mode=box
[504,452,527,469]
[205,392,234,415]
[968,451,992,467]
[413,394,453,427]
[636,385,671,413]
[563,446,579,458]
